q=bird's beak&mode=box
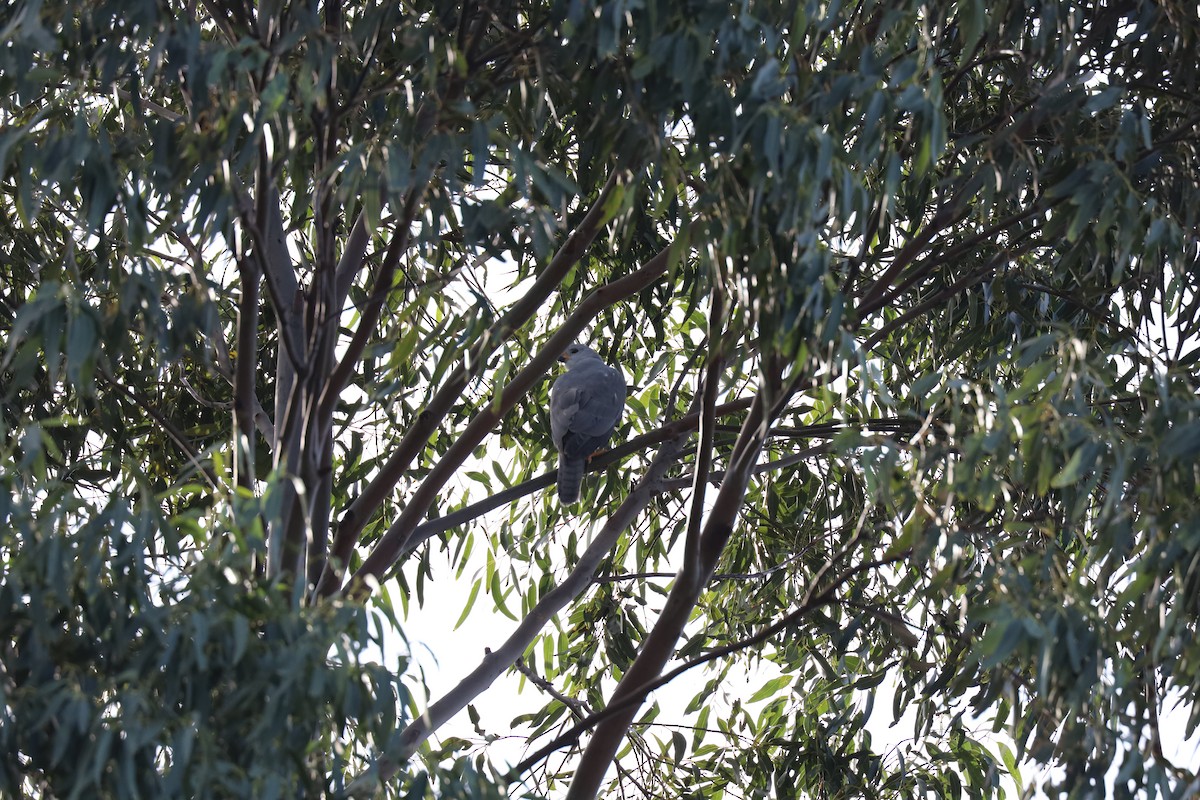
[558,351,570,363]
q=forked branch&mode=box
[317,168,629,596]
[341,421,696,795]
[344,240,680,596]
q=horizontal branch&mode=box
[658,442,831,492]
[396,410,918,582]
[391,397,756,560]
[317,169,627,596]
[343,239,680,597]
[595,550,809,584]
[341,422,695,796]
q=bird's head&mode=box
[559,343,598,363]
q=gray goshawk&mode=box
[550,344,625,504]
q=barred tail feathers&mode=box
[557,456,586,504]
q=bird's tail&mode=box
[557,456,586,504]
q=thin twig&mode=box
[514,657,589,719]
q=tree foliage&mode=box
[2,0,1199,798]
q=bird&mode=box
[549,343,626,504]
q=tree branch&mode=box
[315,187,425,427]
[862,253,1010,352]
[596,550,810,584]
[390,396,756,562]
[854,188,977,317]
[96,370,218,489]
[514,657,589,719]
[154,214,278,447]
[683,286,726,571]
[658,442,831,492]
[197,0,239,42]
[340,423,695,796]
[229,178,306,372]
[393,406,915,576]
[318,167,628,597]
[334,211,371,312]
[342,241,680,597]
[513,547,911,783]
[251,178,307,580]
[563,361,787,799]
[233,257,260,494]
[857,195,1058,324]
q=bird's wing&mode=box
[550,372,584,450]
[550,360,625,450]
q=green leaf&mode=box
[1050,446,1086,488]
[454,580,482,630]
[670,730,686,764]
[747,674,793,704]
[65,310,96,390]
[490,571,517,621]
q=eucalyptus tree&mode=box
[2,0,1199,798]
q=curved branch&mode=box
[563,368,783,799]
[392,396,756,561]
[316,187,425,427]
[513,547,911,783]
[341,423,695,796]
[318,168,628,596]
[346,240,676,596]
